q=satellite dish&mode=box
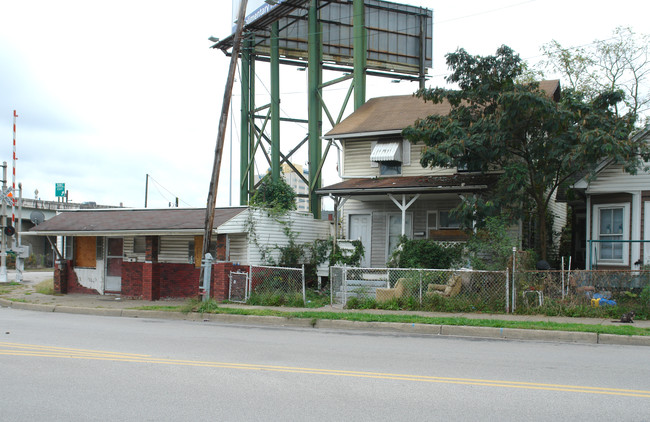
[30,210,45,225]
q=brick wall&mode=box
[58,260,98,295]
[158,263,201,298]
[122,262,143,298]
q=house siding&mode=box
[218,209,331,265]
[587,164,650,193]
[158,236,193,264]
[342,139,454,178]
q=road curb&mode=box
[2,298,649,346]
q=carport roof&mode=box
[26,207,248,236]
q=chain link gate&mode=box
[229,271,249,303]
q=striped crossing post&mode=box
[12,110,17,230]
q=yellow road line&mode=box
[2,342,649,398]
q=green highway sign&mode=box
[55,183,65,198]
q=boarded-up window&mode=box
[189,236,216,268]
[75,236,97,268]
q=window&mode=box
[370,139,409,174]
[134,237,146,254]
[386,213,412,260]
[440,210,461,229]
[379,161,402,175]
[594,204,629,265]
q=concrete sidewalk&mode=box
[1,270,649,346]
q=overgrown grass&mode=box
[132,300,650,337]
[34,279,54,295]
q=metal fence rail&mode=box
[330,266,509,313]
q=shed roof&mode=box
[26,207,248,236]
[325,80,561,139]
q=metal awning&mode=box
[370,142,401,162]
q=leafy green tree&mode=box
[403,46,647,259]
[540,27,650,123]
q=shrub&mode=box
[250,174,297,212]
[390,236,463,269]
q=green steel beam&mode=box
[353,0,366,110]
[239,37,250,205]
[308,0,322,218]
[248,41,256,197]
[270,21,280,181]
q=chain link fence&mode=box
[330,266,509,313]
[241,265,306,306]
[512,269,650,311]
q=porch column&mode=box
[142,236,160,300]
[388,193,420,236]
[631,191,641,268]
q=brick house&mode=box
[25,207,331,300]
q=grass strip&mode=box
[133,304,650,337]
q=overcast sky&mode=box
[1,0,648,209]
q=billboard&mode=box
[219,0,432,76]
[231,0,285,33]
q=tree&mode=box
[403,46,647,259]
[540,27,650,124]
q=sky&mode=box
[1,0,648,210]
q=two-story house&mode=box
[317,94,500,267]
[318,80,564,268]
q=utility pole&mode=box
[144,173,149,208]
[201,0,249,282]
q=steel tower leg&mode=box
[353,0,366,110]
[308,0,322,218]
[271,22,280,181]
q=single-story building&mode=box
[25,207,332,300]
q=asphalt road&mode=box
[1,308,649,421]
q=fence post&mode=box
[302,264,306,305]
[343,265,347,305]
[419,269,422,305]
[201,253,214,302]
[560,257,564,299]
[505,268,510,313]
[511,247,517,312]
[329,266,333,307]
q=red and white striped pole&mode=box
[12,110,17,231]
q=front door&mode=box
[349,214,371,267]
[105,238,123,292]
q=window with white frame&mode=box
[594,203,629,265]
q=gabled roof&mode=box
[324,80,561,139]
[324,95,452,139]
[569,124,650,192]
[26,207,248,236]
[317,174,499,197]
